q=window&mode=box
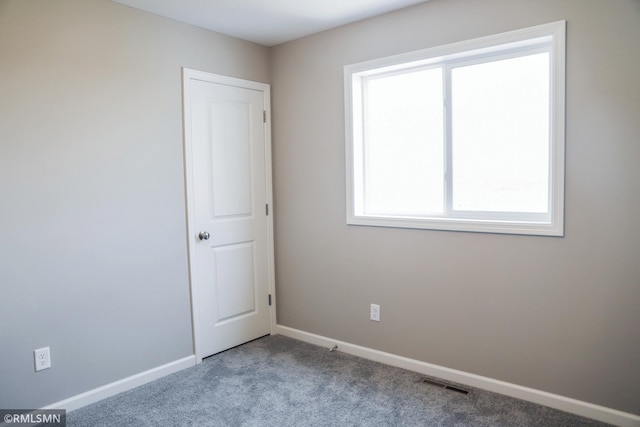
[345,21,565,236]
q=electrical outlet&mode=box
[370,304,380,322]
[34,347,51,372]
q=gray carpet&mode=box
[67,335,611,426]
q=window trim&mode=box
[344,21,566,236]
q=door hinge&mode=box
[266,204,269,216]
[268,294,272,306]
[263,110,267,123]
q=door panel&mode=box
[214,243,256,321]
[184,70,273,360]
[210,100,253,217]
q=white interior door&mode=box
[183,69,274,361]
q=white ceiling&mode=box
[112,0,431,47]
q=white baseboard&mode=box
[274,325,640,427]
[43,355,196,412]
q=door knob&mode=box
[198,231,210,241]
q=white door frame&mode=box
[182,68,276,363]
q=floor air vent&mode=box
[418,377,470,395]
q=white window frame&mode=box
[345,21,566,236]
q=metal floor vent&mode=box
[418,377,470,395]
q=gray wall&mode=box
[0,0,270,408]
[270,0,640,415]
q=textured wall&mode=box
[270,0,640,415]
[0,0,269,408]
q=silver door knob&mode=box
[198,231,210,241]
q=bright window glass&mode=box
[364,68,444,216]
[451,52,550,213]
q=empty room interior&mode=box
[1,0,639,425]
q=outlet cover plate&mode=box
[34,347,51,371]
[370,304,380,322]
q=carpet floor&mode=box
[67,335,611,426]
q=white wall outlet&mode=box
[34,347,51,372]
[370,304,380,322]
